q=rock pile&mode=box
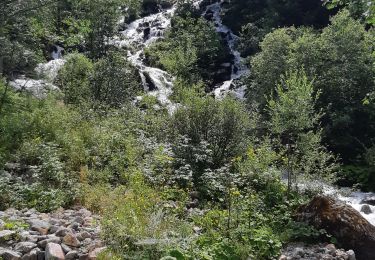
[279,243,356,260]
[0,208,106,260]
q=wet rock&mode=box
[347,249,356,260]
[296,195,374,260]
[360,204,372,214]
[45,243,64,260]
[360,196,375,206]
[14,242,37,254]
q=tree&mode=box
[324,0,375,24]
[56,53,93,104]
[90,51,141,107]
[145,13,229,86]
[267,70,337,193]
[172,95,252,187]
[247,10,375,163]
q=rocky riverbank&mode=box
[0,208,105,260]
[279,243,356,260]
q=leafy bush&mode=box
[56,53,93,105]
[90,51,142,107]
[171,96,252,186]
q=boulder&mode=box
[295,195,374,260]
[55,227,69,237]
[0,248,21,260]
[361,204,372,214]
[63,233,80,247]
[45,243,64,260]
[27,220,50,235]
[21,248,40,260]
[360,196,375,206]
[14,242,37,254]
[65,250,78,260]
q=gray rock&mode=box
[24,209,37,217]
[80,231,91,240]
[70,222,79,231]
[0,219,5,228]
[27,220,50,235]
[361,204,372,214]
[38,236,61,248]
[78,253,89,260]
[0,247,22,260]
[55,227,69,237]
[37,251,45,260]
[65,250,78,260]
[45,243,64,260]
[63,233,80,247]
[294,247,304,257]
[0,230,16,241]
[347,249,356,260]
[78,209,91,218]
[14,242,37,254]
[325,244,336,255]
[82,238,92,246]
[48,226,59,234]
[73,217,84,225]
[61,243,72,253]
[21,248,40,260]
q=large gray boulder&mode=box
[45,243,64,260]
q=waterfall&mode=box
[203,1,249,99]
[114,6,178,113]
[9,45,65,98]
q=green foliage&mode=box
[56,53,93,104]
[171,96,252,188]
[145,13,229,86]
[267,70,337,192]
[100,174,192,259]
[91,51,141,107]
[324,0,375,24]
[248,10,375,164]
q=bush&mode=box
[171,96,252,188]
[90,51,142,107]
[56,53,94,105]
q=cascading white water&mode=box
[324,186,375,226]
[203,1,249,100]
[114,6,178,113]
[10,45,65,97]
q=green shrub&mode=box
[56,53,94,105]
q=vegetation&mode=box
[0,0,374,259]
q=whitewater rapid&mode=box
[203,2,249,99]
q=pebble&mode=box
[280,243,356,260]
[0,208,102,260]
